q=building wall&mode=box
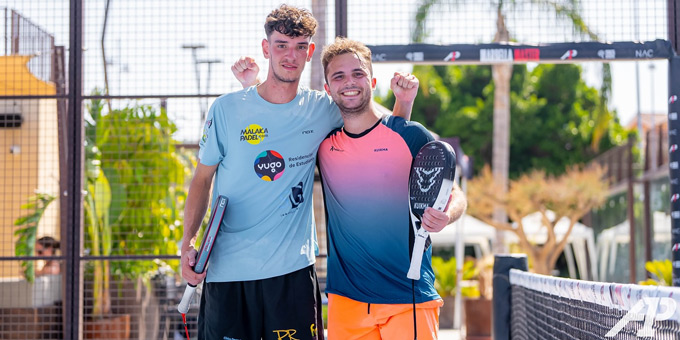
[0,99,60,278]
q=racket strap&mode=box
[412,280,418,340]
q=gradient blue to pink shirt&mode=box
[319,116,438,304]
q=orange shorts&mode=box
[327,293,443,340]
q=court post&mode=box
[670,55,680,286]
[492,254,528,340]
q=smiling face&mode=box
[323,52,376,116]
[262,31,315,84]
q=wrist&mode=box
[181,243,196,253]
[395,98,415,105]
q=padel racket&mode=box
[177,195,228,314]
[407,141,456,280]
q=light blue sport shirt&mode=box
[198,86,342,282]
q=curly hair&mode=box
[321,37,373,82]
[264,5,317,38]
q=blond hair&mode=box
[321,37,373,83]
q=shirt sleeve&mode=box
[198,98,227,166]
[384,115,434,158]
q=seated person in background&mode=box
[35,236,60,276]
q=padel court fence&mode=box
[0,0,678,339]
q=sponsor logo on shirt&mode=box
[240,124,269,145]
[374,148,388,152]
[254,150,285,181]
[201,119,212,143]
[282,181,305,217]
[289,182,304,209]
[330,145,344,152]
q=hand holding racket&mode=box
[177,195,228,314]
[407,141,456,280]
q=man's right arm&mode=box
[181,162,218,285]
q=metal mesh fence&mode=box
[353,0,669,45]
[0,0,675,339]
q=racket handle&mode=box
[177,284,197,314]
[407,228,430,280]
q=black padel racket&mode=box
[407,141,456,280]
[177,195,228,314]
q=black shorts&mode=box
[198,265,325,340]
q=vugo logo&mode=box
[254,150,285,181]
[605,297,677,337]
[241,124,269,145]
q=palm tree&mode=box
[413,0,603,251]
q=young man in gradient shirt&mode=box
[317,37,467,340]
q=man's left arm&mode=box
[390,72,419,120]
[421,182,467,233]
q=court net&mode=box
[509,269,680,339]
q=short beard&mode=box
[332,90,371,117]
[272,68,298,83]
[336,99,369,116]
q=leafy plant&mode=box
[84,92,190,317]
[377,64,631,178]
[432,256,479,298]
[639,259,672,286]
[13,193,56,283]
